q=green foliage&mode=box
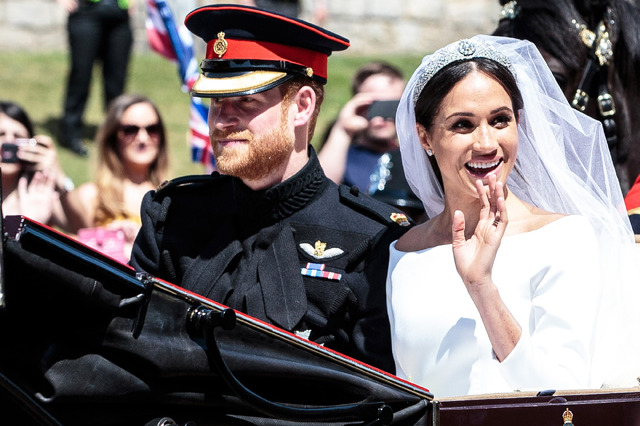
[0,51,422,185]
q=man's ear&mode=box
[292,86,316,127]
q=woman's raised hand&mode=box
[451,174,508,293]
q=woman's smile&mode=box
[465,158,503,178]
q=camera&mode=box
[1,138,36,164]
[1,143,20,163]
[367,100,400,121]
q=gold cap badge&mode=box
[213,32,228,58]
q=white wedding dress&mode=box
[386,215,602,398]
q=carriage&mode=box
[0,215,638,425]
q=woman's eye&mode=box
[452,120,472,130]
[493,114,513,127]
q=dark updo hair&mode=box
[414,58,524,189]
[0,100,35,137]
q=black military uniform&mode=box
[131,148,411,372]
[130,5,413,373]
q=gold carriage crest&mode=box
[562,408,574,425]
[213,32,228,58]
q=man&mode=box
[130,4,412,373]
[318,62,406,191]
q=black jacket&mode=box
[130,148,412,373]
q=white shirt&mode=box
[386,215,600,398]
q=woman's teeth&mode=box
[467,160,500,169]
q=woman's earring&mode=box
[426,148,433,157]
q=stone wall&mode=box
[0,0,502,56]
[311,0,502,55]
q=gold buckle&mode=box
[597,92,616,117]
[572,90,589,112]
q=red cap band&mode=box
[206,38,328,80]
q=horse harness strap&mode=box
[499,1,621,161]
[571,54,618,155]
[570,7,621,161]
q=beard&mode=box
[212,111,295,182]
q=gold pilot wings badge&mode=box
[299,240,344,260]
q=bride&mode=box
[386,35,640,398]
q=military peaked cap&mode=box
[185,4,350,98]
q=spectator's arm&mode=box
[318,93,374,183]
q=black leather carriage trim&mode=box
[188,305,395,424]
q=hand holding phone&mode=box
[367,100,400,121]
[1,138,37,164]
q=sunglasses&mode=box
[119,123,161,140]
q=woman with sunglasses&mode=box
[66,94,170,262]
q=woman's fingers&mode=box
[493,180,507,227]
[451,209,467,250]
[475,175,507,227]
[23,171,56,192]
[475,179,490,218]
[17,174,29,193]
[18,136,58,170]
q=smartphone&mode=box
[367,100,400,120]
[1,139,36,164]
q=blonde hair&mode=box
[93,94,169,225]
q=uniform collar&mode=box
[233,146,327,221]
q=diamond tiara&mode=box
[413,39,515,105]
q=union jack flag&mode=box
[145,0,214,170]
